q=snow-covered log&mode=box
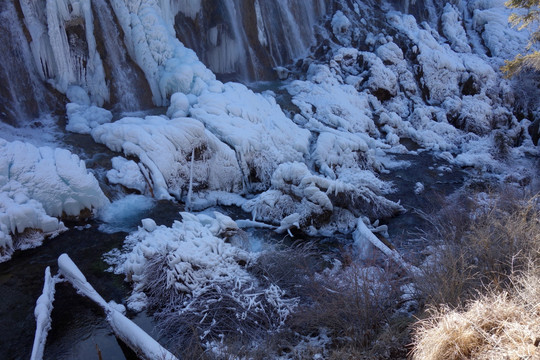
[30,267,56,360]
[353,219,419,276]
[58,254,178,360]
[243,162,403,235]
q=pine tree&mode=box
[502,0,540,77]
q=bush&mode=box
[415,190,540,307]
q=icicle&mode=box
[186,148,195,211]
[30,267,57,360]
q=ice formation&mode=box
[0,139,108,261]
[92,116,242,199]
[65,103,112,134]
[30,267,56,360]
[288,0,537,184]
[19,0,109,105]
[108,0,216,106]
[189,83,311,189]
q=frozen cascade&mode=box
[173,0,328,81]
[91,0,153,111]
[0,1,58,125]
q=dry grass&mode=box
[412,191,540,359]
[412,274,540,360]
[416,190,540,307]
[289,261,403,355]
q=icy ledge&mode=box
[0,139,108,261]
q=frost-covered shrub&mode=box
[289,261,403,355]
[107,213,299,354]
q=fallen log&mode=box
[58,253,178,360]
[30,267,56,360]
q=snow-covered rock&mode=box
[0,139,108,261]
[190,82,311,189]
[92,116,242,199]
[66,103,112,134]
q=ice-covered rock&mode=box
[332,10,352,45]
[190,82,311,189]
[242,162,403,235]
[92,116,242,199]
[66,103,112,134]
[441,4,472,53]
[0,139,108,261]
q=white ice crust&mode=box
[0,139,108,261]
[92,116,242,199]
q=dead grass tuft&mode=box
[412,190,540,359]
[412,276,540,360]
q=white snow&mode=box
[92,116,242,199]
[30,267,56,360]
[442,4,472,53]
[331,11,352,44]
[190,82,311,189]
[66,103,112,134]
[0,139,108,261]
[106,157,147,194]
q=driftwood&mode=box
[30,267,56,360]
[30,254,178,360]
[353,219,420,276]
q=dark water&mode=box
[0,199,186,360]
[380,150,466,251]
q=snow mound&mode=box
[190,82,311,189]
[0,139,108,261]
[66,103,112,134]
[92,116,242,199]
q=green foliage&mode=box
[503,0,540,76]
